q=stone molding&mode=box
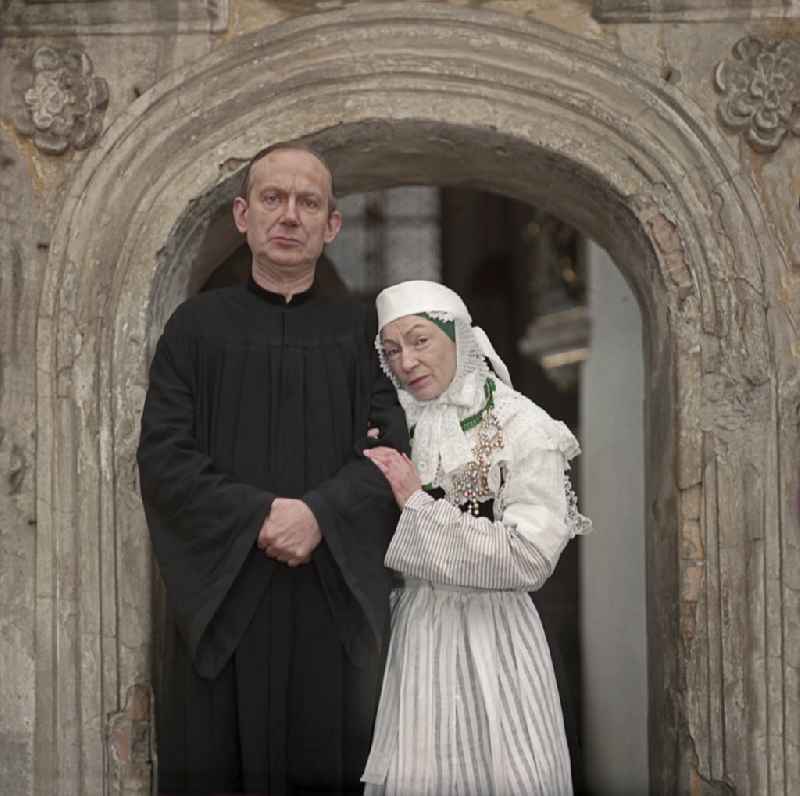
[0,0,228,35]
[34,3,797,794]
[12,45,109,155]
[715,36,800,153]
[593,0,800,22]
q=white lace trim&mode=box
[492,381,591,538]
[376,319,592,538]
[376,318,492,484]
[425,310,454,323]
[564,471,592,537]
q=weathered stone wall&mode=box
[0,129,38,796]
[0,2,797,794]
[0,7,228,793]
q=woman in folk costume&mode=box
[361,280,591,796]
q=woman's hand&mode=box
[364,446,422,508]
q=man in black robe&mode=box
[137,143,409,795]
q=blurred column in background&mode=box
[580,240,648,795]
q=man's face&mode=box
[232,149,342,272]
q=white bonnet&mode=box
[375,280,511,387]
[376,280,470,329]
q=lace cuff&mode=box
[564,471,592,537]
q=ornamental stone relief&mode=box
[0,0,228,34]
[715,36,800,154]
[12,45,109,155]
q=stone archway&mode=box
[35,3,796,794]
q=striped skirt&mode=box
[362,578,573,796]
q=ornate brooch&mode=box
[448,404,505,516]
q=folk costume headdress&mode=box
[375,280,510,485]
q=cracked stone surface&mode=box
[0,3,798,795]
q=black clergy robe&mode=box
[137,275,409,795]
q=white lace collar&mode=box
[378,317,496,484]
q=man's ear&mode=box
[324,209,343,244]
[232,196,249,234]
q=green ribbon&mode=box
[418,312,455,341]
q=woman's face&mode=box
[381,315,457,401]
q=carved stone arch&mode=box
[35,3,796,794]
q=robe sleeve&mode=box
[302,346,410,662]
[137,305,275,678]
[383,447,570,591]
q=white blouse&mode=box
[386,381,586,589]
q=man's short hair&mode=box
[239,142,338,213]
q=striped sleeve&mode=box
[384,449,570,591]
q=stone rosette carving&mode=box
[12,46,109,155]
[714,36,800,153]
